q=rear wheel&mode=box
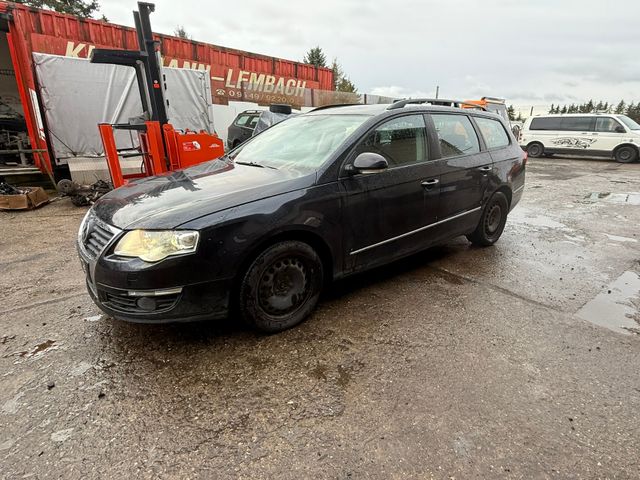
[614,146,638,163]
[467,192,509,246]
[238,241,323,333]
[527,142,544,158]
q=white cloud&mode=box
[100,0,640,109]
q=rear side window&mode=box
[475,117,510,149]
[560,117,594,132]
[529,117,562,130]
[431,114,480,158]
[358,115,428,168]
[235,115,251,126]
[595,117,622,132]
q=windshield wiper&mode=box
[235,161,278,170]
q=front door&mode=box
[340,114,440,271]
[591,116,627,154]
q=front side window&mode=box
[595,117,623,133]
[231,114,369,172]
[357,115,427,168]
[475,117,510,149]
[248,116,260,128]
[431,114,480,158]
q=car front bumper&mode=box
[77,212,233,323]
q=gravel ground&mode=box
[1,157,639,479]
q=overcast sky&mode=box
[99,0,640,108]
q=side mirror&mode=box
[349,152,388,174]
[615,125,626,133]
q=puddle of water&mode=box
[3,340,58,360]
[509,209,567,229]
[604,234,637,243]
[586,192,640,205]
[576,271,640,335]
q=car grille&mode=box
[103,291,180,314]
[81,212,119,260]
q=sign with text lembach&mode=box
[27,30,331,107]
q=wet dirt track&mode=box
[1,157,640,479]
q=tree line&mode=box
[548,100,640,122]
[303,46,358,93]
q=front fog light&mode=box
[114,230,199,262]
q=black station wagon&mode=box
[78,100,526,332]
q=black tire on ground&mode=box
[527,142,544,158]
[466,191,509,247]
[238,240,324,333]
[614,146,638,163]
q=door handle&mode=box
[421,179,439,188]
[478,166,492,172]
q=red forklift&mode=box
[59,2,224,204]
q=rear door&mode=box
[428,113,490,231]
[553,116,596,153]
[340,114,440,271]
[474,115,525,193]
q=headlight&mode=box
[114,230,199,263]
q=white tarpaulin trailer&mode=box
[32,53,214,165]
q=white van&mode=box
[519,114,640,163]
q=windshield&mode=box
[617,115,640,130]
[230,114,369,171]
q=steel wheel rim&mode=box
[619,149,632,161]
[485,204,502,235]
[258,257,310,316]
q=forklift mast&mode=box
[84,1,225,191]
[90,1,168,125]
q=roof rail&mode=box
[387,98,487,111]
[309,103,361,112]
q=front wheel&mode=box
[467,192,509,246]
[614,146,638,163]
[238,241,323,333]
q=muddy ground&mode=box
[1,157,639,479]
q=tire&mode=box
[466,192,509,247]
[527,142,544,158]
[269,104,292,114]
[238,241,324,333]
[614,146,638,163]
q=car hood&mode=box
[92,160,315,229]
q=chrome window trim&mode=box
[350,206,482,255]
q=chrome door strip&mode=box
[514,184,525,194]
[350,206,482,256]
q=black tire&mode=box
[527,142,544,158]
[466,192,509,247]
[614,146,638,163]
[269,104,292,114]
[238,241,323,333]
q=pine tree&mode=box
[615,100,626,114]
[14,0,101,18]
[549,104,555,114]
[174,26,190,39]
[560,105,567,114]
[507,105,516,121]
[303,47,327,68]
